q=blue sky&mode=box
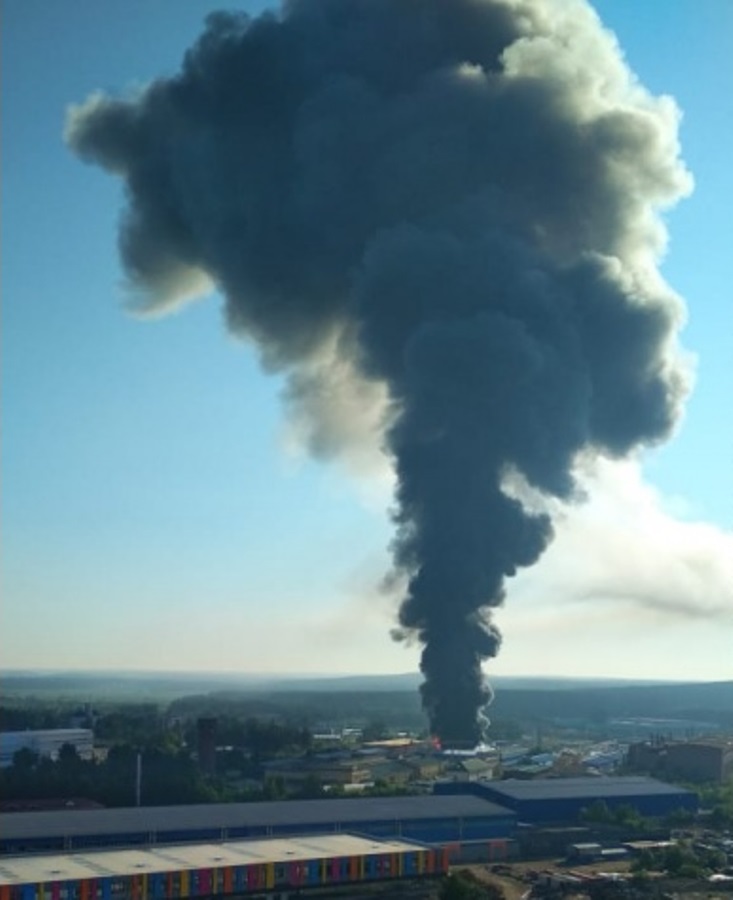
[2,0,731,680]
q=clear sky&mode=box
[2,0,731,682]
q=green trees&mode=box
[0,700,320,808]
[580,800,649,832]
[2,744,93,803]
[183,716,311,761]
[630,840,726,879]
[362,719,389,742]
[439,872,505,900]
[663,806,695,828]
[629,849,655,873]
[12,747,40,772]
[95,705,162,745]
[0,742,224,807]
[698,781,733,830]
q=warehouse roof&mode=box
[0,795,513,840]
[484,777,693,801]
[0,834,429,886]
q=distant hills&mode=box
[488,679,733,724]
[262,672,679,693]
[0,668,690,697]
[2,669,732,727]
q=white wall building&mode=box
[0,729,94,767]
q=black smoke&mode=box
[67,0,691,745]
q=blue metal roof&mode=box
[482,777,694,802]
[0,794,514,841]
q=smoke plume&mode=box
[66,0,692,745]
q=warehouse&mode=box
[0,795,516,857]
[0,832,447,900]
[0,731,94,768]
[436,776,698,824]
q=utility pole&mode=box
[135,752,142,807]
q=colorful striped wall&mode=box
[3,848,447,900]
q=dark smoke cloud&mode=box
[66,0,691,745]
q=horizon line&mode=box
[1,667,727,686]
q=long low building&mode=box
[0,731,94,768]
[436,776,698,823]
[0,795,516,857]
[0,833,448,900]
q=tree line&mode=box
[0,704,314,807]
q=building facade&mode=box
[0,795,517,857]
[0,834,448,900]
[0,731,94,768]
[627,739,733,784]
[436,776,698,823]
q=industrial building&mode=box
[435,776,698,823]
[666,740,733,783]
[0,795,517,858]
[0,833,447,900]
[0,731,94,768]
[627,739,733,784]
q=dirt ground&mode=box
[459,859,733,900]
[464,865,531,900]
[459,857,637,900]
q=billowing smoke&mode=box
[66,0,692,746]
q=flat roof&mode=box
[485,777,694,801]
[1,730,92,739]
[0,795,514,841]
[0,834,429,886]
